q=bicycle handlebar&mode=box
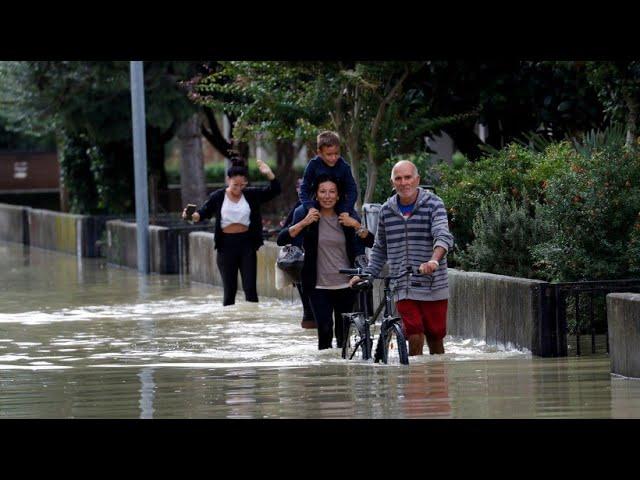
[339,268,365,275]
[340,265,432,281]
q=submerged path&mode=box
[1,241,639,418]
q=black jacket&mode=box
[277,216,374,291]
[197,179,281,251]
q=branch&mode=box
[331,80,344,131]
[159,120,176,144]
[371,65,410,141]
[201,106,233,157]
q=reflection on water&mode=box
[1,240,640,418]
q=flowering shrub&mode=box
[435,142,573,258]
[532,144,640,281]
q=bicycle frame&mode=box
[341,266,429,364]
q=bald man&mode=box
[350,160,454,355]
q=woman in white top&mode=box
[183,157,281,306]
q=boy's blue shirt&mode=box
[299,155,358,213]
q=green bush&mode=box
[59,131,134,215]
[532,144,640,281]
[435,142,574,255]
[451,151,468,170]
[59,131,101,214]
[88,142,134,214]
[204,162,228,183]
[628,216,640,275]
[456,193,551,280]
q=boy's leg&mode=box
[296,283,316,329]
[289,204,308,248]
[336,203,362,223]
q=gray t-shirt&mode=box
[316,214,351,289]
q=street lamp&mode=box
[129,61,149,274]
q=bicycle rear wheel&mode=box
[342,315,371,361]
[380,321,409,365]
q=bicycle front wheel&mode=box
[342,316,371,361]
[380,321,409,365]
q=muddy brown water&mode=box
[1,241,639,419]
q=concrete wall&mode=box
[1,204,110,257]
[188,231,296,300]
[106,220,170,272]
[107,221,216,275]
[0,202,29,244]
[28,208,86,256]
[447,269,546,353]
[607,293,640,378]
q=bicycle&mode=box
[339,266,431,365]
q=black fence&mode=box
[538,280,640,357]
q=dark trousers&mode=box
[308,287,356,350]
[296,282,315,322]
[216,232,258,306]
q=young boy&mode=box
[289,131,362,249]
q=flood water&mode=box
[1,240,640,419]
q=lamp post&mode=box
[130,61,149,274]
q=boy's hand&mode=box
[338,212,359,229]
[257,159,275,180]
[304,208,320,225]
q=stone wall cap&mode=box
[0,202,31,212]
[29,208,87,220]
[448,268,547,285]
[607,292,640,302]
[189,231,215,239]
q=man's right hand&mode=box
[348,275,361,288]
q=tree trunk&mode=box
[344,133,362,212]
[59,177,69,212]
[57,136,69,213]
[349,155,362,212]
[363,157,379,205]
[145,126,170,216]
[263,139,298,216]
[177,114,207,209]
[625,92,638,149]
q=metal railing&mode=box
[539,279,640,357]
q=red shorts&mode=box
[396,299,448,339]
